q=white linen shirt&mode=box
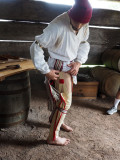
[30,12,90,75]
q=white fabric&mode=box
[30,12,90,75]
[48,57,77,84]
[30,42,50,74]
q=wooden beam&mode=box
[0,1,70,22]
[90,9,120,27]
[0,22,119,46]
[0,42,111,65]
[89,27,120,46]
[86,44,108,64]
[0,22,47,41]
[0,1,119,27]
[0,42,32,58]
[0,42,49,60]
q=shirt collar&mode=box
[66,12,77,34]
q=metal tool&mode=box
[0,64,21,72]
[0,58,27,64]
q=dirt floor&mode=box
[1,83,120,160]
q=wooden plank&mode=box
[0,1,120,27]
[72,81,99,99]
[0,42,32,58]
[0,42,110,65]
[86,44,109,64]
[0,1,70,22]
[0,22,47,41]
[0,42,49,60]
[72,96,97,100]
[0,60,35,81]
[90,9,120,27]
[88,27,120,46]
[0,22,119,46]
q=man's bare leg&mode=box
[61,123,73,132]
[47,136,70,146]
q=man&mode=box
[30,0,92,146]
[107,89,120,115]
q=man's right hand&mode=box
[46,69,60,80]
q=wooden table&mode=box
[0,59,35,81]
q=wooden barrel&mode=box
[0,71,31,128]
[102,46,120,71]
[91,66,120,97]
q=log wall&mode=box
[0,0,120,65]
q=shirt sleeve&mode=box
[30,23,59,74]
[76,24,90,64]
[30,41,50,74]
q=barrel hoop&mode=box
[0,77,29,84]
[0,119,26,127]
[0,85,30,95]
[0,108,29,118]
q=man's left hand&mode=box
[67,62,81,76]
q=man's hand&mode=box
[67,62,81,76]
[46,69,60,80]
